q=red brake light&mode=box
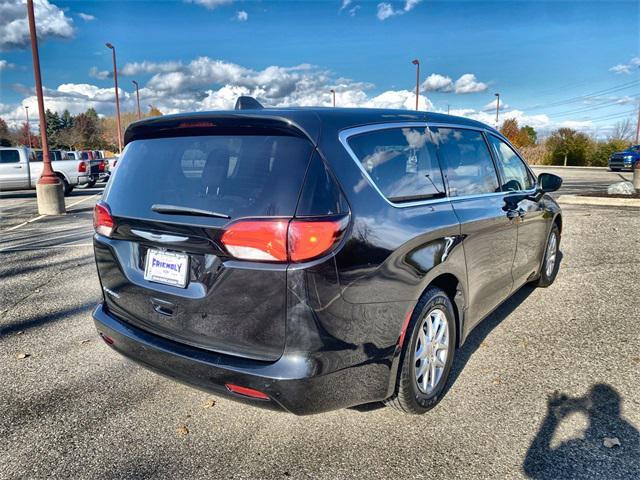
[220,217,347,263]
[98,160,105,172]
[221,220,288,261]
[225,383,269,400]
[93,202,114,237]
[78,161,87,173]
[288,219,345,262]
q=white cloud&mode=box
[421,73,489,94]
[454,73,488,93]
[2,55,608,137]
[377,0,422,20]
[339,0,352,11]
[78,12,95,21]
[0,59,16,70]
[482,98,509,111]
[119,60,184,76]
[609,56,640,74]
[0,0,75,51]
[235,10,248,21]
[609,64,631,75]
[349,5,360,16]
[184,0,233,9]
[422,74,453,92]
[89,66,111,80]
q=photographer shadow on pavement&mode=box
[523,384,640,479]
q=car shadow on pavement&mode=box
[444,283,536,396]
[522,384,640,479]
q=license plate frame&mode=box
[144,249,189,288]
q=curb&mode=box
[530,166,609,171]
[557,194,640,208]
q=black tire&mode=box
[78,179,96,188]
[536,223,560,287]
[385,287,457,414]
[56,175,73,196]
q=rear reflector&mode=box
[93,201,115,237]
[99,332,114,345]
[221,217,347,263]
[225,383,270,400]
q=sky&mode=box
[0,0,638,137]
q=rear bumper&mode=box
[93,303,390,415]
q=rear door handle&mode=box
[506,208,525,220]
[153,304,174,316]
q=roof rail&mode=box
[234,96,264,110]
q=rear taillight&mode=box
[78,161,87,173]
[288,219,345,262]
[221,220,288,261]
[98,160,105,172]
[93,201,114,237]
[220,217,347,263]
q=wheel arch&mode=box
[553,213,563,234]
[427,273,465,348]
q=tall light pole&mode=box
[330,89,336,107]
[27,0,65,214]
[132,80,141,120]
[106,42,123,152]
[24,106,32,148]
[494,93,500,128]
[412,59,420,111]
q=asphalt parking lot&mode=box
[1,169,639,479]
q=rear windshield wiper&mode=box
[151,204,231,219]
[389,192,446,203]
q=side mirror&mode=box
[538,173,562,193]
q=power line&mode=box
[517,79,640,112]
[547,97,639,118]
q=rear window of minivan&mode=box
[104,135,314,220]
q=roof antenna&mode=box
[235,96,264,110]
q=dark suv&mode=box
[92,102,563,415]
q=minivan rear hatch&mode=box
[95,120,316,361]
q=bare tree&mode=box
[609,118,634,142]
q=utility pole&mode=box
[27,0,65,214]
[106,42,123,152]
[24,106,32,148]
[635,102,640,145]
[132,80,141,120]
[412,59,420,111]
[634,102,640,189]
[330,89,336,107]
[494,93,500,128]
[447,104,450,115]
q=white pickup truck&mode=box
[0,146,97,195]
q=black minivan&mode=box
[93,101,563,415]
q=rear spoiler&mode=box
[124,112,312,145]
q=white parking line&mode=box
[0,243,93,253]
[3,194,98,232]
